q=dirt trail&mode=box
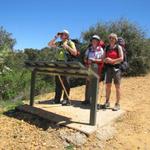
[105,75,150,150]
[79,74,150,150]
[0,75,150,150]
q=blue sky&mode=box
[0,0,150,50]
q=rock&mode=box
[63,141,70,147]
[96,124,116,141]
[59,130,87,146]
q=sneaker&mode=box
[61,99,71,106]
[97,104,102,110]
[81,100,90,105]
[112,103,120,111]
[102,102,110,109]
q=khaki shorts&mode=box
[105,67,121,84]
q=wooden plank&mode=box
[90,64,99,125]
[30,70,36,106]
[25,61,86,70]
[36,70,88,78]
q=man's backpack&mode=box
[66,39,80,61]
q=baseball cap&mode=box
[92,35,100,41]
[58,29,70,36]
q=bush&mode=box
[0,50,55,101]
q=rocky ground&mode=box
[0,74,150,150]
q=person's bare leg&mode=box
[115,84,120,104]
[106,83,112,103]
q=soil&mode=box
[0,74,150,150]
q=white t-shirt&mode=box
[85,46,104,60]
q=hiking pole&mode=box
[58,75,71,104]
[97,72,106,110]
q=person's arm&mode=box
[84,49,88,61]
[48,34,59,48]
[63,41,77,56]
[84,49,90,64]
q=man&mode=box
[48,30,77,105]
[103,33,124,111]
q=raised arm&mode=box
[48,35,58,48]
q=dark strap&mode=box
[106,44,119,53]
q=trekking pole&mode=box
[97,72,106,110]
[58,75,71,104]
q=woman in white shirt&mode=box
[82,35,104,105]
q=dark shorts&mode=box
[105,67,121,84]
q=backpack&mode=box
[66,39,81,61]
[117,37,129,72]
[99,40,105,49]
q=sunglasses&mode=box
[60,33,68,37]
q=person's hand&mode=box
[62,44,70,50]
[89,58,96,62]
[105,57,115,64]
[54,33,61,39]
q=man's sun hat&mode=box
[109,33,118,41]
[63,29,69,35]
[92,35,100,41]
[59,29,69,36]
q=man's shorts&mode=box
[105,67,121,84]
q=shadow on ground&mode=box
[3,108,65,130]
[3,99,91,131]
[37,99,91,109]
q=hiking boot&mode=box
[61,99,71,106]
[112,103,120,111]
[81,100,90,105]
[102,102,110,109]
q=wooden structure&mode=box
[25,61,99,125]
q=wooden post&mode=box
[85,79,91,102]
[30,70,36,106]
[89,64,99,125]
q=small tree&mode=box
[0,26,16,57]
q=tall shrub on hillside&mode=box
[0,26,16,58]
[82,19,150,76]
